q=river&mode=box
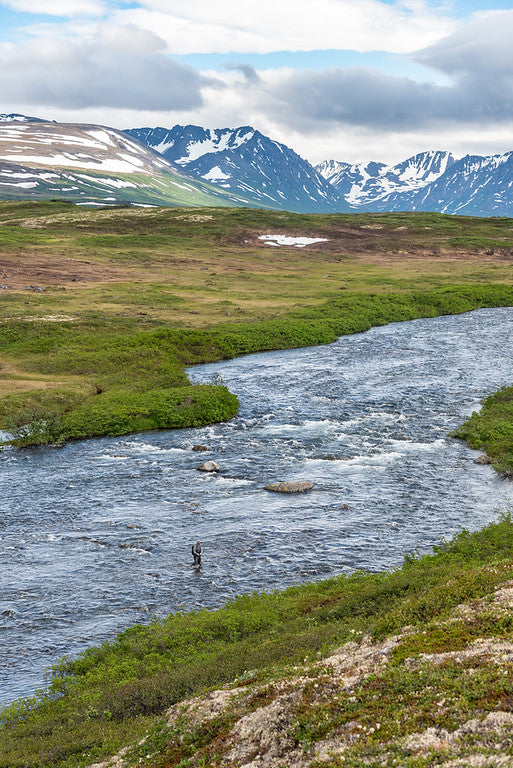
[1,308,513,705]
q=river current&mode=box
[1,308,513,705]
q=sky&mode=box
[1,0,513,164]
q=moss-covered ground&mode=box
[454,387,513,476]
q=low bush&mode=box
[454,385,513,474]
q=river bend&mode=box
[1,308,513,704]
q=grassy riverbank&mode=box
[2,203,513,445]
[3,515,513,767]
[454,387,513,476]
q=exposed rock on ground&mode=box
[87,579,513,768]
[474,454,492,465]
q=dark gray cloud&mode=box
[226,63,261,84]
[0,24,212,110]
[264,11,513,132]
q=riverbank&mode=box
[454,386,513,476]
[3,203,513,446]
[3,514,513,767]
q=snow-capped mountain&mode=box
[3,115,513,217]
[371,151,513,216]
[318,149,513,216]
[0,119,253,208]
[126,124,349,213]
[316,151,456,207]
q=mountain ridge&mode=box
[315,150,457,206]
[126,123,350,213]
[0,119,253,208]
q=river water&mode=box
[1,308,513,705]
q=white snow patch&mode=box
[79,174,138,189]
[258,234,329,248]
[175,129,254,165]
[0,152,147,174]
[152,140,175,154]
[0,181,38,188]
[84,129,116,147]
[202,165,231,182]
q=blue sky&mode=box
[0,0,512,163]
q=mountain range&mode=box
[315,151,513,216]
[0,114,513,216]
[125,124,349,213]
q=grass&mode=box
[453,385,513,475]
[2,203,513,445]
[3,515,513,767]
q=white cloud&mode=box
[114,0,456,55]
[0,23,211,109]
[1,0,107,15]
[3,2,513,167]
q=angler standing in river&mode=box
[192,540,202,567]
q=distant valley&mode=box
[1,114,513,216]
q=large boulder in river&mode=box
[265,481,313,493]
[197,461,220,473]
[474,454,491,465]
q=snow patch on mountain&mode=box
[202,165,231,182]
[175,128,255,165]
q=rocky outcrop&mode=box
[86,577,513,768]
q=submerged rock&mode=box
[265,481,313,493]
[192,444,210,452]
[197,461,220,473]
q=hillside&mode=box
[0,120,252,208]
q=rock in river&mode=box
[197,461,220,473]
[474,454,491,465]
[265,481,313,493]
[192,445,210,452]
